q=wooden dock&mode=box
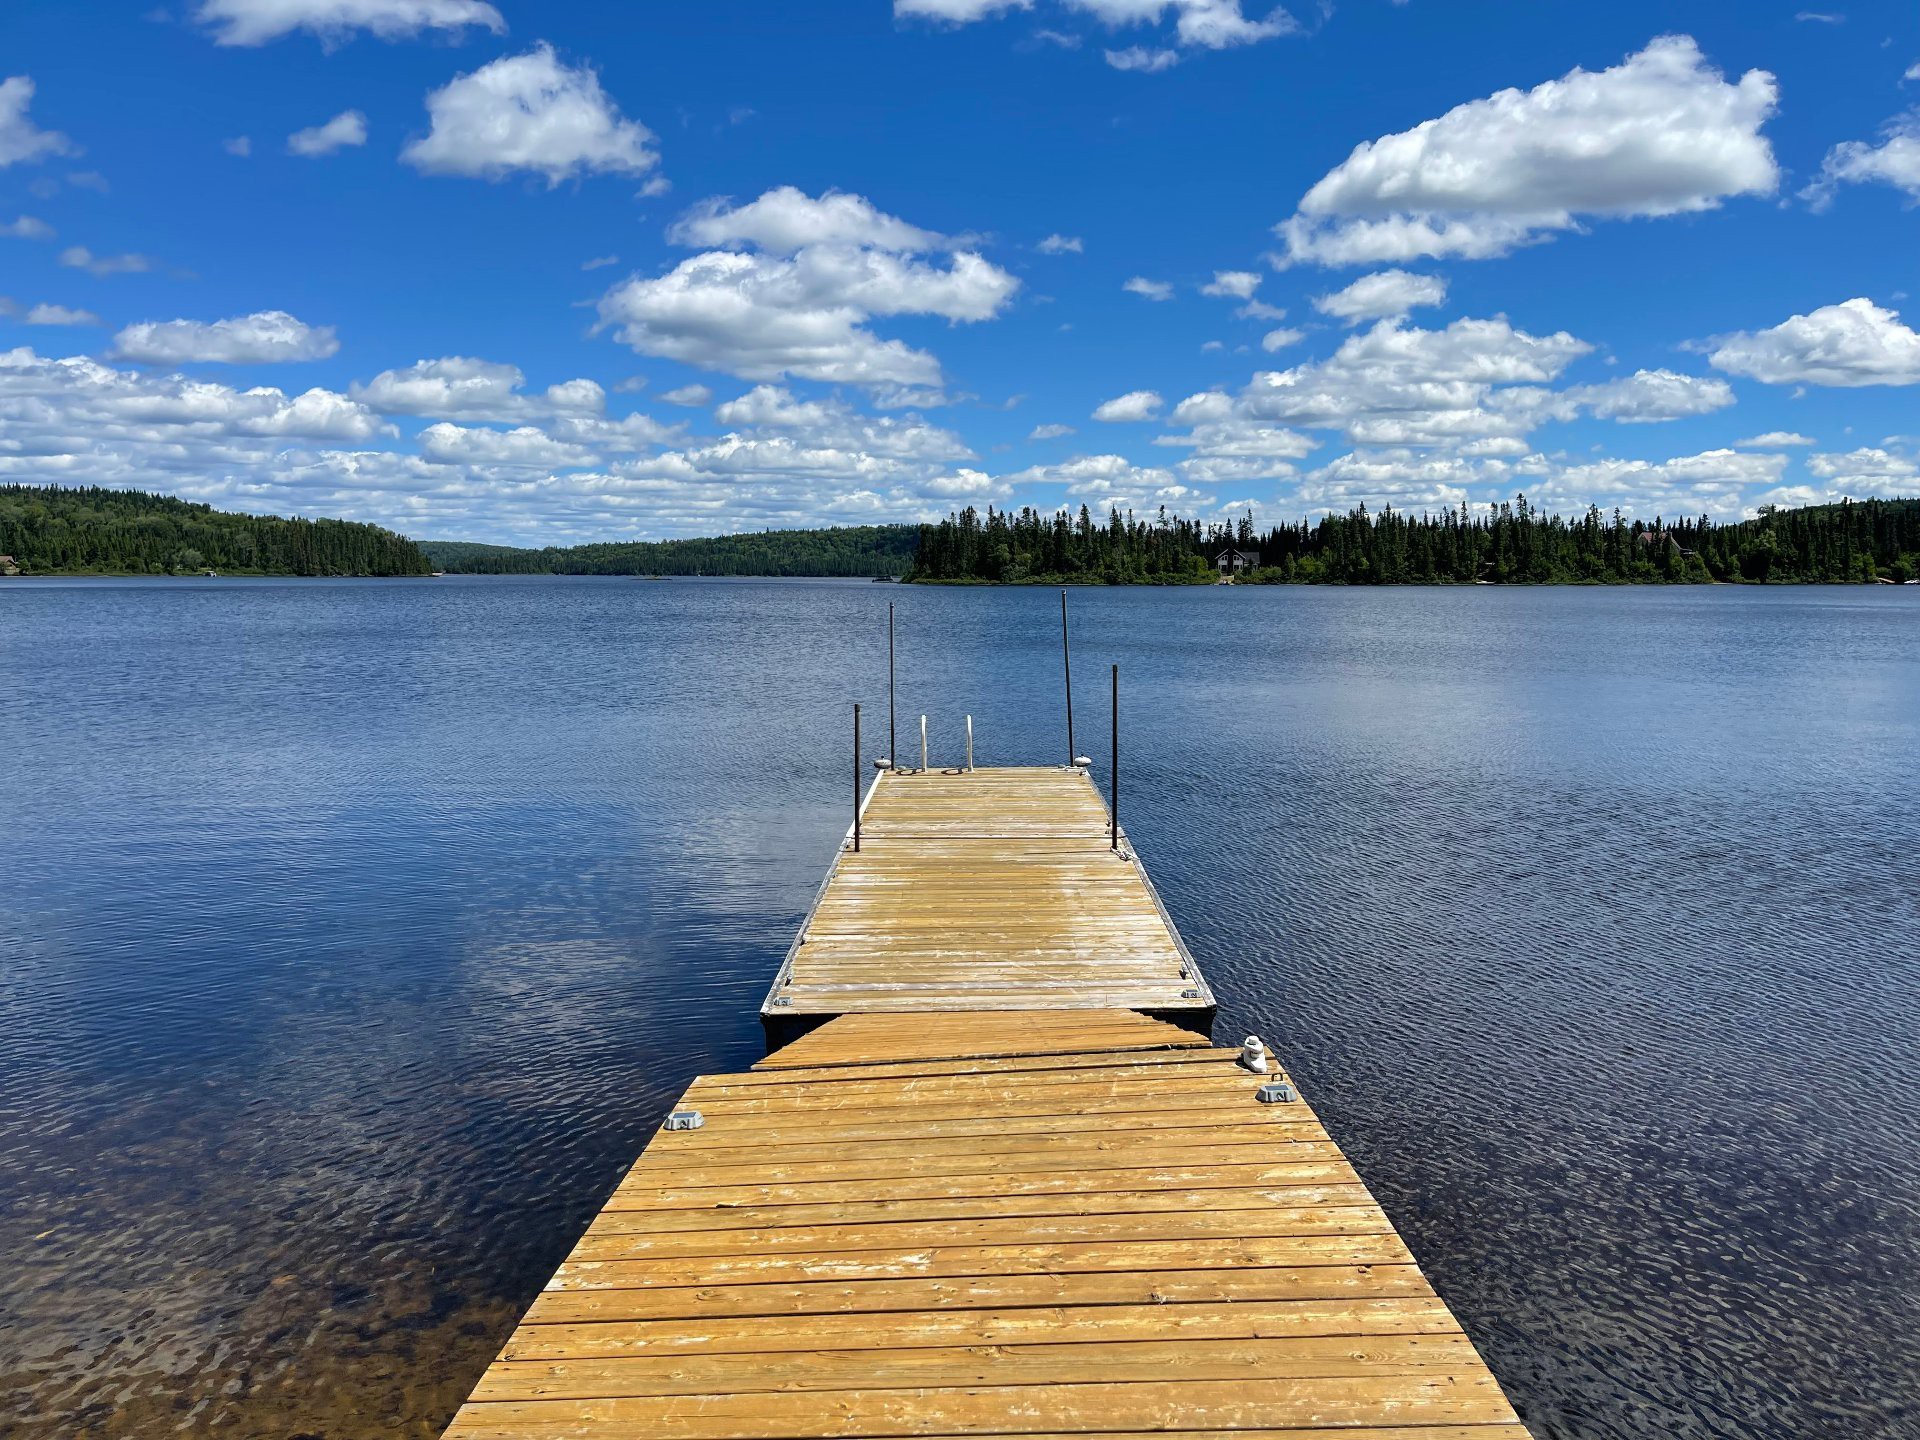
[443,767,1531,1440]
[763,767,1213,1032]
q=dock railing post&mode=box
[920,714,929,773]
[1111,663,1119,851]
[1061,589,1075,767]
[853,702,862,853]
[965,714,974,772]
[888,603,897,771]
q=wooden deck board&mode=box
[761,767,1211,1020]
[444,1012,1528,1440]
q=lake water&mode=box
[1,576,1916,1439]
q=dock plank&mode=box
[761,767,1209,1020]
[445,1010,1528,1440]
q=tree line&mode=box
[0,485,432,577]
[420,526,919,577]
[906,497,1920,585]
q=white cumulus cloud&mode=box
[1200,270,1262,300]
[1276,36,1778,266]
[1804,447,1920,496]
[402,45,658,185]
[1092,389,1163,421]
[58,247,153,277]
[1123,276,1174,301]
[597,187,1017,394]
[895,0,1032,19]
[195,0,504,46]
[351,356,607,419]
[1312,269,1447,324]
[1735,431,1815,447]
[713,384,839,429]
[1037,233,1084,254]
[1002,452,1193,512]
[1534,448,1787,515]
[417,422,597,470]
[0,77,78,167]
[1709,298,1920,387]
[671,186,939,254]
[1806,114,1920,208]
[1106,46,1180,72]
[901,0,1294,57]
[287,109,367,156]
[1172,313,1593,452]
[112,311,341,365]
[3,301,102,326]
[1564,368,1735,423]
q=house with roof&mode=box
[1212,545,1262,578]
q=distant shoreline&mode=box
[11,570,1914,589]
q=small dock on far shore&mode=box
[441,763,1532,1440]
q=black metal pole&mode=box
[887,603,897,771]
[1061,589,1075,766]
[853,702,862,853]
[1110,663,1119,851]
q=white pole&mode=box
[920,715,928,772]
[965,714,974,771]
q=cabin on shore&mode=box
[1213,545,1261,577]
[0,555,19,576]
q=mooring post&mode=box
[1061,589,1075,767]
[853,702,862,853]
[1111,662,1119,851]
[920,714,929,772]
[965,714,974,772]
[888,603,897,772]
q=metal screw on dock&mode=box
[1256,1082,1298,1104]
[662,1109,704,1130]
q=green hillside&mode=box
[418,526,919,577]
[0,485,432,577]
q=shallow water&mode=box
[1,576,1916,1438]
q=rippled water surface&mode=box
[2,576,1916,1438]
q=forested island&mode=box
[0,486,431,577]
[907,497,1920,586]
[419,526,918,577]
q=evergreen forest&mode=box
[906,496,1920,586]
[419,526,919,577]
[0,485,432,577]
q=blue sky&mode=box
[2,1,1917,542]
